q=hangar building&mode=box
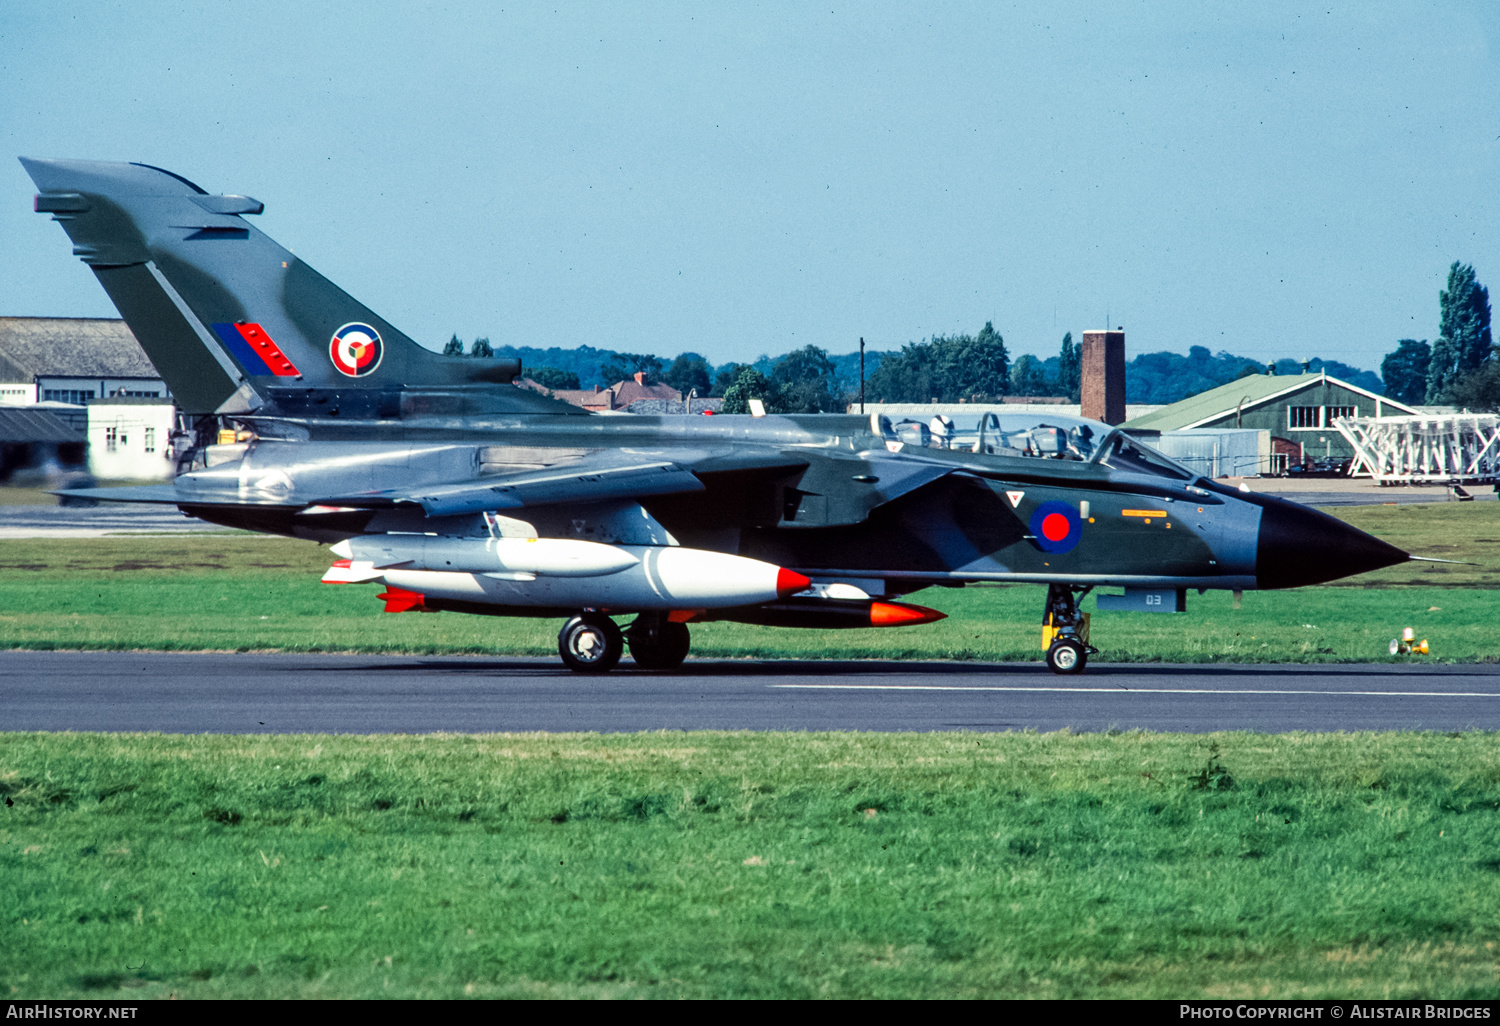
[0,317,175,481]
[1124,371,1418,474]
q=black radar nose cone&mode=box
[1255,498,1409,589]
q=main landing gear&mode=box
[558,613,624,673]
[1042,584,1097,675]
[625,612,691,670]
[556,612,692,673]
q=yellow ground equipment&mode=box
[1389,627,1429,656]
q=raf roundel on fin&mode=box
[330,322,384,377]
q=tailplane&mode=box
[21,158,523,414]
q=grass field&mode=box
[0,485,62,506]
[3,504,1498,999]
[0,482,164,507]
[0,501,1494,662]
[6,730,1500,999]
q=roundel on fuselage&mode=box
[1029,500,1082,554]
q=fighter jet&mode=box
[20,158,1412,674]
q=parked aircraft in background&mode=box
[22,158,1411,673]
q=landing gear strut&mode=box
[626,612,692,671]
[558,612,624,674]
[1042,584,1096,675]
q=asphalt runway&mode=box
[2,651,1499,733]
[0,503,214,537]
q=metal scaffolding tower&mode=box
[1334,413,1500,484]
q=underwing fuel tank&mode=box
[324,535,811,611]
[329,535,642,578]
[691,598,948,629]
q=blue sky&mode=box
[2,1,1497,372]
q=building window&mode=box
[42,389,95,405]
[109,390,161,398]
[1288,406,1321,429]
[144,427,155,453]
[105,427,118,453]
[1325,405,1355,424]
[1269,453,1288,474]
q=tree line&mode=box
[439,323,1085,413]
[443,277,1497,415]
[1379,262,1496,410]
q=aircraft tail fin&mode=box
[21,158,520,414]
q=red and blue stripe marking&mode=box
[210,322,301,377]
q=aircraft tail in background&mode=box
[20,158,519,414]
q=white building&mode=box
[0,317,178,482]
[85,397,177,481]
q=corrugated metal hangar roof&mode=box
[0,317,159,382]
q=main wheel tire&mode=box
[558,614,623,674]
[628,619,691,670]
[1046,638,1087,675]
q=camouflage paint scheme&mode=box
[20,158,1409,670]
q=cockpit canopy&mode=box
[870,410,1195,480]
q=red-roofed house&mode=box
[536,372,683,412]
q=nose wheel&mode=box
[558,613,624,674]
[1042,584,1096,675]
[1046,637,1087,674]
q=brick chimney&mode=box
[1080,329,1126,425]
[634,372,647,385]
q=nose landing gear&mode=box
[1046,637,1087,673]
[1042,583,1097,675]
